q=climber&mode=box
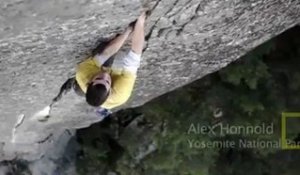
[51,11,147,119]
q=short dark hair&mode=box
[86,84,109,107]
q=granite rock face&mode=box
[0,0,299,161]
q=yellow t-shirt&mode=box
[75,57,136,109]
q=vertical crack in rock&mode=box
[147,0,203,40]
[144,0,185,50]
[150,0,162,10]
[166,0,193,19]
[144,0,163,41]
[163,0,181,18]
[194,0,206,14]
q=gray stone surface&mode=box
[0,0,299,162]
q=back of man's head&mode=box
[86,84,109,107]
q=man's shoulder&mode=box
[77,57,97,67]
[110,68,137,78]
[77,57,103,73]
[75,57,102,92]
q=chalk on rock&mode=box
[30,106,51,122]
[15,114,25,128]
[11,114,26,143]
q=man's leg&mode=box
[131,12,146,55]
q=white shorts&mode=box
[95,50,141,74]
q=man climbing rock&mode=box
[77,11,146,108]
[50,11,147,120]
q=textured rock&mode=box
[0,0,299,161]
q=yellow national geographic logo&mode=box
[281,112,300,150]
